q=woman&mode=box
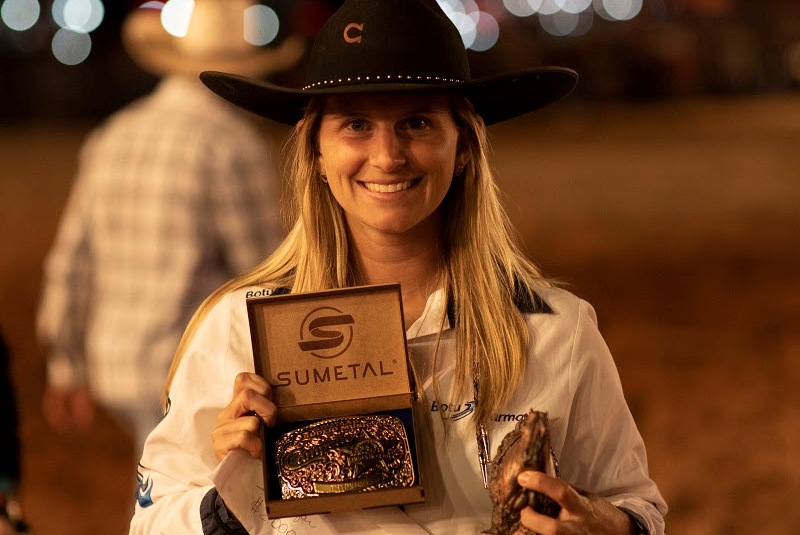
[130,0,667,533]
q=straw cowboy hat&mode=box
[122,0,305,79]
[199,0,578,125]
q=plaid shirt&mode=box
[36,76,282,408]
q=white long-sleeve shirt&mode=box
[36,76,282,411]
[131,285,667,534]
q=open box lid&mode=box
[247,284,413,421]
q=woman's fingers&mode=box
[212,372,278,461]
[509,472,568,534]
[234,371,271,398]
[211,414,264,461]
[516,471,635,535]
[217,372,277,426]
[518,470,582,510]
[517,507,559,535]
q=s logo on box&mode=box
[297,306,355,359]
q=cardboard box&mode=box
[247,283,425,518]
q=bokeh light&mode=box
[437,0,501,51]
[539,11,577,35]
[52,0,104,33]
[470,11,499,52]
[51,26,91,65]
[160,0,193,37]
[503,0,537,18]
[47,0,104,65]
[50,0,105,33]
[594,0,643,21]
[501,0,645,30]
[449,10,478,49]
[437,0,476,48]
[244,4,279,46]
[1,0,41,32]
[559,0,593,14]
[539,8,593,36]
[537,0,563,16]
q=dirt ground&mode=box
[1,96,798,534]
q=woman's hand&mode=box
[515,471,636,535]
[212,372,277,461]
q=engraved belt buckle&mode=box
[275,415,415,499]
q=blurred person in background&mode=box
[0,329,28,534]
[36,0,303,464]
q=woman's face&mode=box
[316,93,466,241]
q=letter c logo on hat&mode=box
[343,22,363,43]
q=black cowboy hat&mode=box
[200,0,578,126]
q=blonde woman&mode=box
[131,0,667,534]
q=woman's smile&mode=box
[361,178,420,194]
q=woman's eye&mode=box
[346,119,366,131]
[405,117,428,130]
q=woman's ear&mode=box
[455,132,471,173]
[316,151,326,177]
[455,149,470,176]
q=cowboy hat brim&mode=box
[199,67,579,126]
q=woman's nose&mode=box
[370,127,406,171]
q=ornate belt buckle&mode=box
[274,415,415,499]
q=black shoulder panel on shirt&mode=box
[513,277,553,314]
[515,288,553,315]
[445,281,552,326]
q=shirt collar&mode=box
[406,289,450,340]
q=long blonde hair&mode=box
[162,95,550,426]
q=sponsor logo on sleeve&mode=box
[136,468,154,508]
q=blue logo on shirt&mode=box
[451,400,476,421]
[430,399,475,421]
[431,399,529,423]
[137,469,154,508]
